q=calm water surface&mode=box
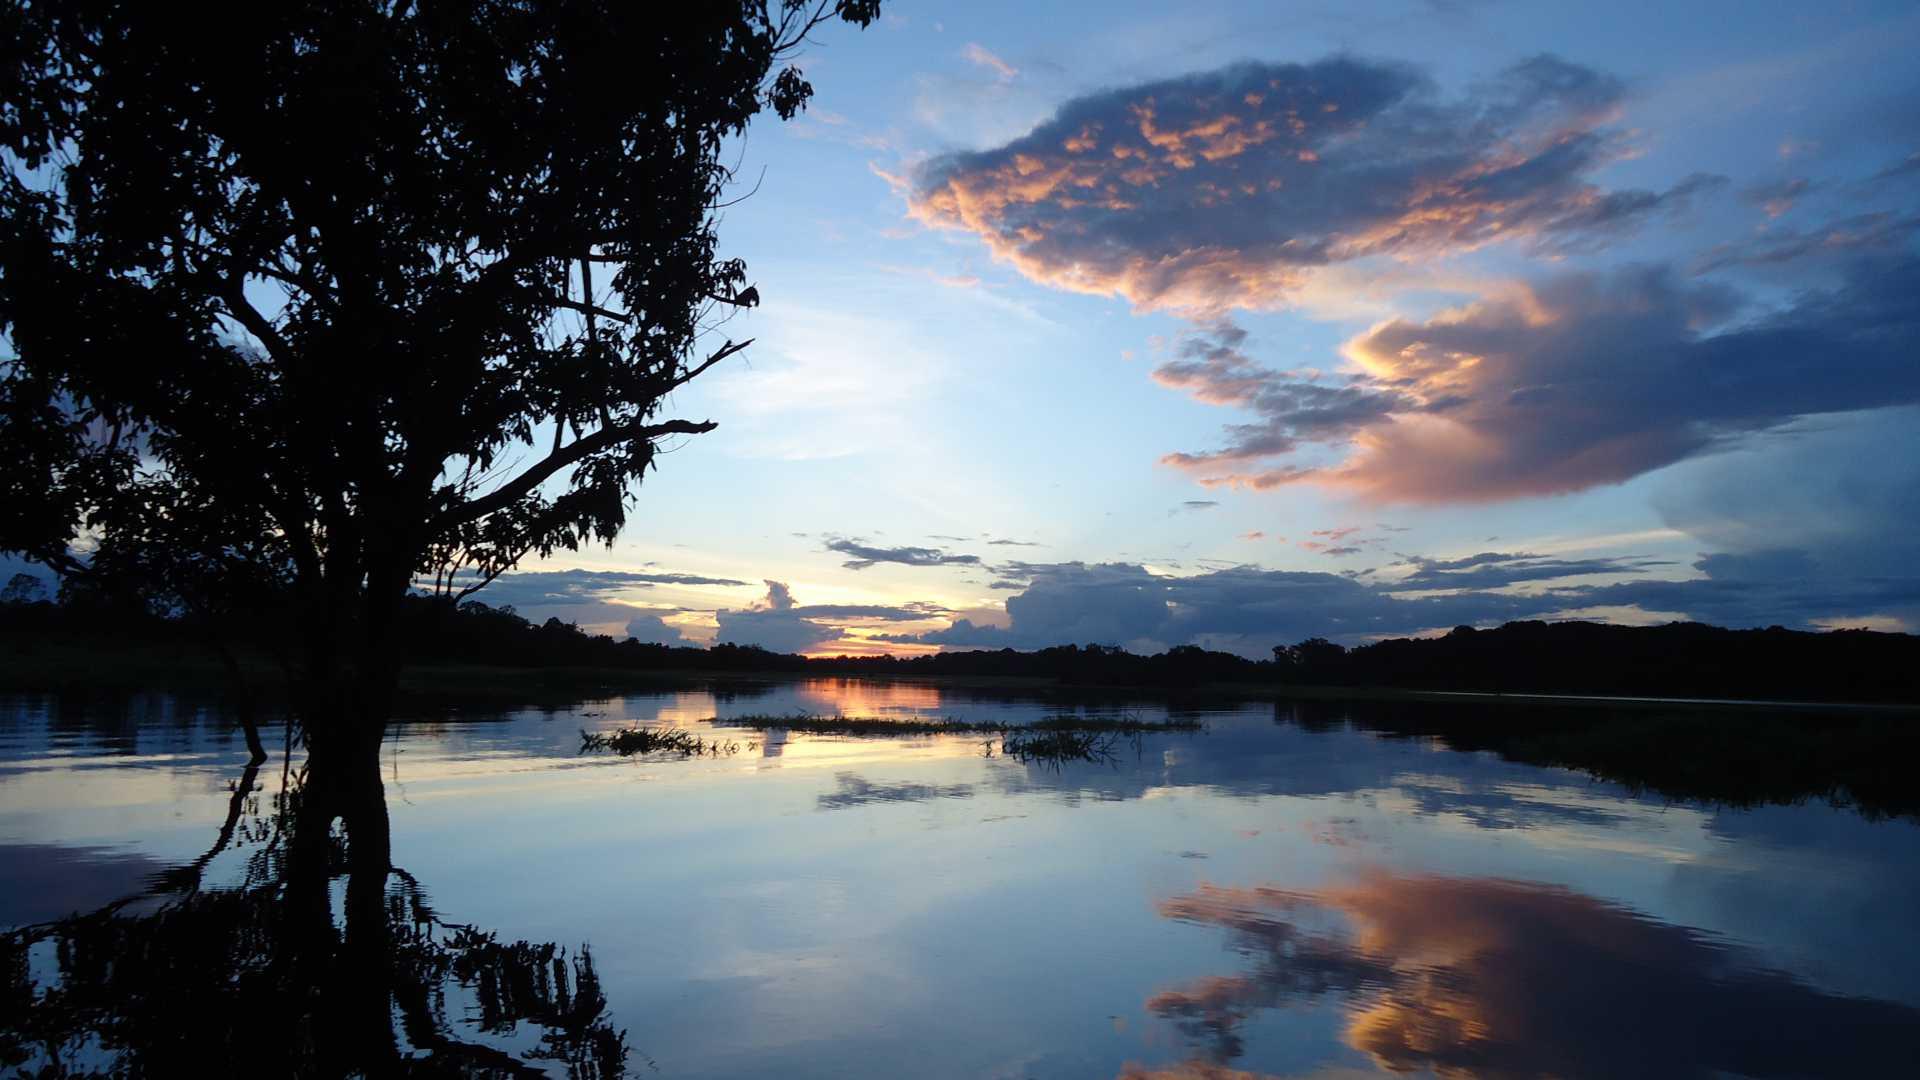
[4,679,1917,1078]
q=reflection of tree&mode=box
[3,764,627,1077]
[1144,872,1920,1079]
[816,771,976,810]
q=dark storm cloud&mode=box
[909,54,1720,311]
[1169,256,1920,501]
[825,537,982,570]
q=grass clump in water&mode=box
[580,727,742,757]
[998,728,1120,764]
[710,712,1200,736]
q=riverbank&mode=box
[7,630,1918,714]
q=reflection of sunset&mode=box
[1150,872,1920,1078]
[793,678,946,716]
[640,693,727,728]
[734,728,989,769]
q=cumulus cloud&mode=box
[826,537,982,570]
[884,561,1569,652]
[714,580,949,653]
[1167,257,1920,502]
[715,580,838,652]
[624,609,695,646]
[888,546,1919,654]
[908,54,1720,312]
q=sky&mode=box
[18,1,1909,657]
[462,0,1920,657]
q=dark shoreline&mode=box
[6,631,1919,715]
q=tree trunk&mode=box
[284,668,401,1073]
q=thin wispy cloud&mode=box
[826,537,982,570]
[961,42,1018,82]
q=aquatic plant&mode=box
[579,727,742,757]
[999,728,1122,765]
[708,712,1200,736]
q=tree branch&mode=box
[551,293,632,325]
[444,417,717,527]
[669,338,752,393]
[208,275,300,368]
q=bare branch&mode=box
[550,293,632,325]
[670,338,753,393]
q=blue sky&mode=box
[427,0,1920,655]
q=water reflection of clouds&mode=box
[1148,872,1920,1079]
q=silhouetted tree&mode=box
[0,1,880,868]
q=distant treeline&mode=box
[3,586,1917,704]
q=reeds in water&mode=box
[579,727,742,757]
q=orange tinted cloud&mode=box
[909,56,1718,314]
[1161,259,1920,502]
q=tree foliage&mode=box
[0,0,878,674]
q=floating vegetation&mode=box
[999,728,1121,765]
[580,727,742,757]
[709,712,1201,736]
